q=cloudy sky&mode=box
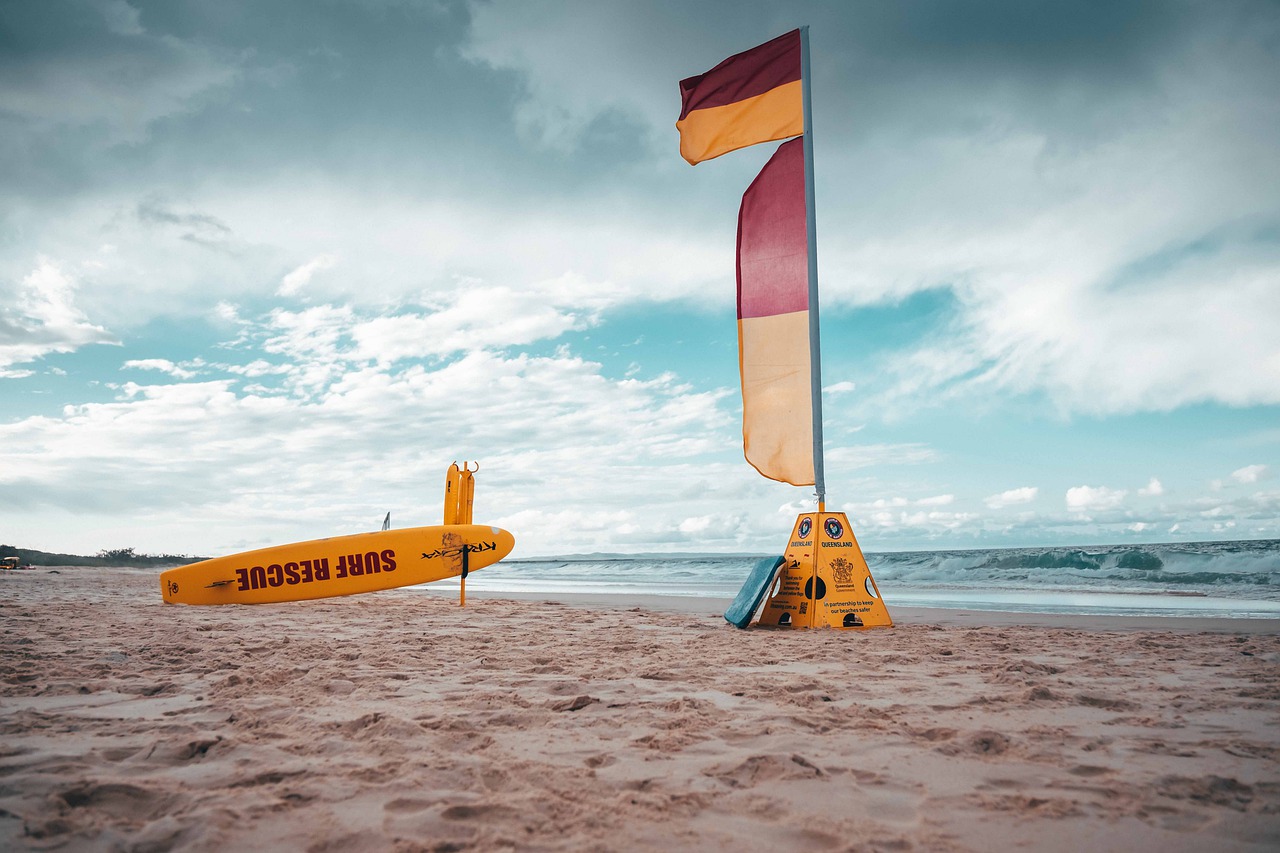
[2,0,1278,558]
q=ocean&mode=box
[438,539,1280,619]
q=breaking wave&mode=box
[868,540,1280,598]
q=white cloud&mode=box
[1138,477,1164,497]
[824,381,856,395]
[356,285,589,359]
[777,499,818,516]
[1231,464,1268,484]
[676,513,748,539]
[0,260,118,376]
[240,284,596,397]
[278,254,338,296]
[985,486,1039,509]
[122,359,196,379]
[214,302,241,323]
[915,494,954,507]
[1066,485,1127,512]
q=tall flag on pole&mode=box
[677,28,826,502]
[737,137,813,485]
[677,29,803,165]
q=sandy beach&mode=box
[2,567,1278,851]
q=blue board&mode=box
[724,556,785,629]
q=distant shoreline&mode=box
[508,536,1280,560]
[0,550,206,569]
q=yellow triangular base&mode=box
[756,512,893,629]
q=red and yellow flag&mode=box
[677,29,803,165]
[736,137,814,486]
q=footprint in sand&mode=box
[1156,775,1256,811]
[383,797,436,814]
[708,753,825,789]
[55,780,179,828]
[440,802,514,820]
[937,730,1012,757]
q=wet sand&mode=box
[2,567,1278,851]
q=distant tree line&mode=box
[0,544,206,568]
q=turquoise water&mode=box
[435,539,1280,619]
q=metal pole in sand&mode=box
[800,25,826,511]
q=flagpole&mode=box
[799,26,826,510]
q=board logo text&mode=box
[234,550,397,591]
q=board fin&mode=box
[724,556,784,628]
[459,545,469,607]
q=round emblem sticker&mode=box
[798,518,812,538]
[824,518,844,540]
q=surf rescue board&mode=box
[160,524,514,605]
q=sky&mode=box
[2,0,1278,559]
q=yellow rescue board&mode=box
[159,524,514,605]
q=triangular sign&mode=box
[756,512,892,629]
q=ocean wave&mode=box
[497,540,1280,608]
[866,541,1279,599]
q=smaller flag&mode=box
[677,29,803,165]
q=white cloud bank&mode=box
[0,299,741,555]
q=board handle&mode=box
[443,462,478,525]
